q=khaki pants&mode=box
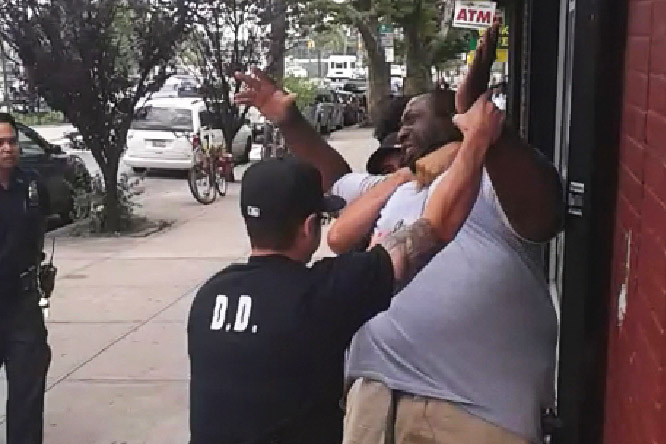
[343,378,530,444]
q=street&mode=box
[0,127,377,444]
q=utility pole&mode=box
[1,38,10,113]
[317,49,322,79]
[265,0,286,87]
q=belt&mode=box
[18,266,39,293]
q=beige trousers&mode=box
[343,378,530,444]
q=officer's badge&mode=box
[28,180,40,207]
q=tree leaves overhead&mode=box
[0,0,191,231]
[0,0,192,161]
[182,0,266,148]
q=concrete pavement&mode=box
[0,127,377,443]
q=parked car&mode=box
[247,107,266,144]
[17,123,91,222]
[124,97,254,172]
[330,91,346,131]
[335,90,360,126]
[151,75,200,99]
[303,90,336,134]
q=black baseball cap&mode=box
[241,157,346,223]
[366,132,402,174]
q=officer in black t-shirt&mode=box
[0,113,51,444]
[188,91,504,444]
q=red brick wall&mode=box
[604,1,666,443]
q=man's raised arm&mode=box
[380,93,505,288]
[235,69,350,190]
[456,24,565,242]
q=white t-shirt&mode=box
[331,171,558,443]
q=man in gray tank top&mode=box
[234,23,564,444]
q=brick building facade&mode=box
[604,1,666,443]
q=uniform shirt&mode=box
[187,246,394,444]
[331,171,558,444]
[0,168,49,302]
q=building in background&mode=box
[0,42,21,112]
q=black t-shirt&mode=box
[187,246,394,444]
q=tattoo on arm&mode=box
[380,218,443,291]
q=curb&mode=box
[46,218,91,239]
[46,217,175,240]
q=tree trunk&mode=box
[103,162,121,232]
[266,0,286,87]
[403,20,433,95]
[356,20,390,126]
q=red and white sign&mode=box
[453,0,497,30]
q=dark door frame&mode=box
[520,0,627,443]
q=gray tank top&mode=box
[332,171,558,443]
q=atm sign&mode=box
[453,0,497,30]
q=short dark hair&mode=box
[0,113,18,135]
[427,89,463,145]
[427,89,457,120]
[245,214,308,251]
[374,96,412,142]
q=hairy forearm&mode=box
[328,174,407,254]
[279,105,351,190]
[485,126,565,242]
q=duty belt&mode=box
[19,266,39,293]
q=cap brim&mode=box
[366,147,402,174]
[321,194,346,214]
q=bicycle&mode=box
[187,132,234,205]
[261,124,287,160]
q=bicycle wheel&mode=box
[187,159,217,205]
[215,168,228,197]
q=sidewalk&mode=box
[0,127,377,443]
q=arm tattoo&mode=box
[380,218,443,291]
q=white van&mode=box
[124,97,253,172]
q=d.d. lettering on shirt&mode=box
[210,295,257,333]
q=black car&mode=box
[17,123,91,222]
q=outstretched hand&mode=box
[455,23,500,114]
[453,91,505,148]
[234,68,297,125]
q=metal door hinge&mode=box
[567,181,585,216]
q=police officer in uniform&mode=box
[0,113,52,444]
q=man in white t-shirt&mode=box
[234,24,564,444]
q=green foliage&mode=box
[313,23,347,54]
[283,76,317,111]
[431,29,471,68]
[184,0,264,148]
[13,111,65,126]
[83,172,145,234]
[0,0,192,232]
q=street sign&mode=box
[379,24,395,49]
[385,47,395,63]
[467,48,507,65]
[478,9,508,49]
[453,0,497,30]
[378,24,394,35]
